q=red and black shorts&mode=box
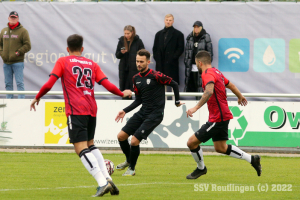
[67,115,96,143]
[195,120,230,143]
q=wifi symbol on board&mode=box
[224,48,244,63]
[218,38,249,72]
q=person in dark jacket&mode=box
[184,21,213,96]
[152,14,184,85]
[116,25,144,99]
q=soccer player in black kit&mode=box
[115,49,184,176]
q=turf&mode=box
[0,152,299,199]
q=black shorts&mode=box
[194,120,230,143]
[67,115,96,143]
[122,111,163,141]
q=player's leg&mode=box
[86,117,112,180]
[214,141,261,176]
[123,113,163,176]
[117,112,143,171]
[186,135,207,179]
[116,130,131,170]
[212,120,261,176]
[187,134,205,170]
[68,115,111,197]
[186,121,218,179]
[86,116,120,196]
[88,140,119,195]
[122,135,140,176]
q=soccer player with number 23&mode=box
[30,34,132,197]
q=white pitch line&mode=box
[0,182,298,192]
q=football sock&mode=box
[79,148,107,187]
[190,146,205,170]
[129,145,140,170]
[119,140,131,163]
[89,145,112,180]
[226,145,251,163]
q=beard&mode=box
[137,64,147,72]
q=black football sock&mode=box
[119,140,131,163]
[129,145,140,170]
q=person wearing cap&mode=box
[152,14,184,89]
[0,11,31,99]
[184,21,213,98]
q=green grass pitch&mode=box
[0,152,299,199]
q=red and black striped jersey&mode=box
[50,55,107,117]
[202,68,233,122]
[131,68,172,114]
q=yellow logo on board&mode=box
[45,102,70,144]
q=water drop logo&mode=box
[263,45,276,66]
[254,39,285,73]
[218,38,250,72]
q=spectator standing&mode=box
[184,21,213,96]
[115,25,144,99]
[0,11,31,99]
[152,14,184,88]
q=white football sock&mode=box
[79,149,107,187]
[226,145,251,163]
[89,145,112,180]
[190,146,205,170]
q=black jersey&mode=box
[123,68,179,115]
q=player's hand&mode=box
[122,90,132,98]
[186,107,198,118]
[175,101,185,107]
[115,110,126,123]
[121,50,127,54]
[30,98,40,111]
[238,96,248,106]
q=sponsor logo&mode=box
[44,102,70,144]
[264,106,300,129]
[0,104,12,144]
[228,106,248,146]
[69,58,92,65]
[136,82,141,84]
[253,38,285,73]
[147,79,151,84]
[3,35,9,38]
[289,39,300,73]
[11,35,18,38]
[218,38,250,72]
[83,90,91,96]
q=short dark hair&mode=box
[195,50,211,65]
[67,34,83,52]
[137,49,150,60]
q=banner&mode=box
[1,2,300,95]
[0,99,299,148]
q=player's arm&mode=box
[167,80,184,107]
[115,95,142,123]
[226,81,247,106]
[115,80,142,123]
[30,59,64,111]
[30,75,58,111]
[95,64,131,98]
[99,78,131,98]
[155,71,184,107]
[186,82,214,117]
